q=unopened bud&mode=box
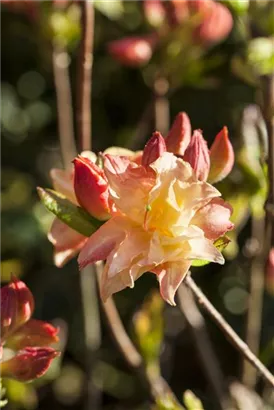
[183,130,210,181]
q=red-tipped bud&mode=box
[208,127,234,184]
[73,156,110,220]
[165,112,192,156]
[1,278,34,343]
[183,130,210,181]
[1,347,59,382]
[194,1,233,45]
[142,132,167,167]
[107,35,156,67]
[6,319,59,351]
[266,249,274,295]
[143,0,165,27]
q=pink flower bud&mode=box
[6,319,59,351]
[1,278,34,343]
[107,35,156,67]
[73,156,110,220]
[208,127,234,184]
[165,112,192,156]
[183,130,210,181]
[266,249,274,295]
[193,1,233,45]
[143,0,165,27]
[142,132,167,167]
[1,347,59,382]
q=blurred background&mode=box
[1,1,274,409]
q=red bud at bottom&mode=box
[1,347,59,382]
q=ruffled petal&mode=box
[186,237,224,264]
[104,155,154,224]
[191,197,234,240]
[156,261,191,306]
[48,218,87,268]
[78,216,133,270]
[100,226,152,300]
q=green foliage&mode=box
[183,390,204,410]
[247,37,274,76]
[133,291,164,374]
[0,380,8,408]
[38,188,102,237]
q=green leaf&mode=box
[183,390,204,410]
[37,188,102,237]
[191,236,231,267]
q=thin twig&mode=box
[154,77,170,135]
[128,100,154,150]
[177,286,231,410]
[242,216,265,388]
[184,274,274,388]
[76,2,101,409]
[95,264,182,406]
[77,0,94,151]
[52,43,77,168]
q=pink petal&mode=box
[156,261,191,306]
[78,216,132,270]
[107,35,157,67]
[104,155,154,224]
[186,237,225,264]
[48,218,87,268]
[191,197,234,240]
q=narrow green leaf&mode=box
[37,188,102,237]
[191,236,231,267]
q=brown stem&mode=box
[128,100,154,150]
[76,3,101,408]
[95,264,182,406]
[154,77,170,135]
[262,75,274,223]
[184,274,274,388]
[52,44,77,168]
[77,0,94,152]
[178,286,231,410]
[242,216,265,388]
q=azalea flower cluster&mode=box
[48,112,234,305]
[108,0,233,67]
[1,277,59,382]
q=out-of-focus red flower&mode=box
[1,347,59,382]
[107,35,158,67]
[109,0,233,67]
[192,0,233,45]
[143,0,166,27]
